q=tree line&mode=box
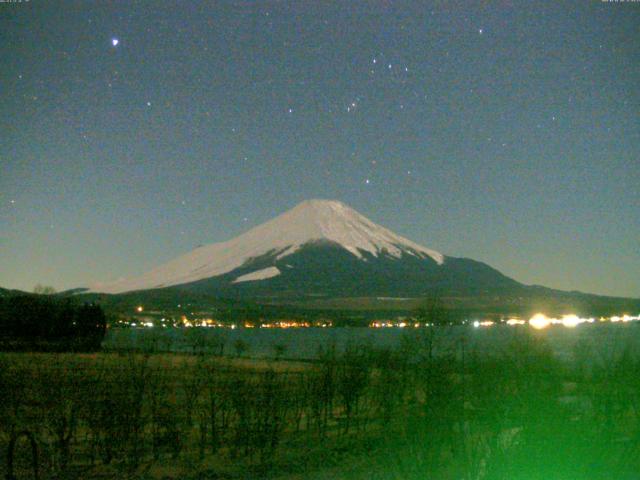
[0,294,106,351]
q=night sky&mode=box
[1,1,638,297]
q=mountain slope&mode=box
[84,199,640,313]
[176,240,522,298]
[89,199,446,294]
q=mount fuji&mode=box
[88,199,523,298]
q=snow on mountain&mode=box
[89,199,444,294]
[232,266,281,283]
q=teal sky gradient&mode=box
[1,1,638,297]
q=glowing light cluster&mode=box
[470,312,639,330]
[611,314,640,323]
[260,320,311,328]
[561,314,581,328]
[506,318,526,326]
[472,320,495,328]
[529,313,551,330]
[370,320,423,328]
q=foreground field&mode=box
[2,331,640,479]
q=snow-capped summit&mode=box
[89,199,444,294]
[251,199,444,263]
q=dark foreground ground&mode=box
[2,329,640,479]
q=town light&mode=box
[529,313,550,330]
[561,314,581,328]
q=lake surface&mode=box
[103,322,640,362]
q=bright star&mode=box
[478,29,483,34]
[111,38,119,47]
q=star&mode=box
[111,38,119,47]
[365,179,370,185]
[146,101,152,107]
[478,28,483,34]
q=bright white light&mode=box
[473,320,480,328]
[506,318,525,326]
[112,38,119,47]
[529,313,550,330]
[561,314,581,328]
